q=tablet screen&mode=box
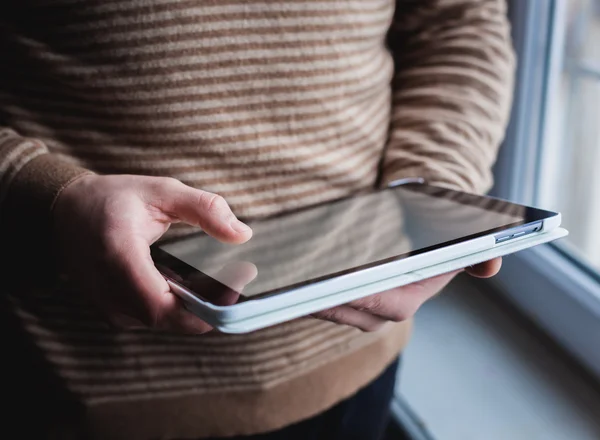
[153,184,557,302]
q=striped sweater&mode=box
[0,0,514,438]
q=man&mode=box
[0,0,513,438]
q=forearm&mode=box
[0,128,90,280]
[381,0,515,193]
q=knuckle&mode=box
[154,177,186,203]
[160,176,182,190]
[318,308,343,323]
[365,294,385,313]
[145,177,184,214]
[200,192,229,216]
[352,294,384,314]
[149,176,180,195]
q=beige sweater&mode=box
[0,0,514,438]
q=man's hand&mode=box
[312,258,502,332]
[52,174,252,334]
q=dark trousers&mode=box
[208,359,400,440]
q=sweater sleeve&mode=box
[0,128,90,279]
[380,0,515,194]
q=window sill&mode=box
[395,274,600,440]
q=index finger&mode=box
[150,179,252,244]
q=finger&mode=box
[151,179,252,244]
[347,271,460,321]
[312,306,388,332]
[109,235,209,332]
[465,257,502,278]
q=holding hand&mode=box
[313,259,502,332]
[52,174,252,334]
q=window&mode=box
[538,0,600,272]
[491,0,600,380]
[391,3,600,436]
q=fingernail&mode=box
[230,218,251,234]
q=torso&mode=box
[0,0,395,218]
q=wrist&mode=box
[51,172,97,213]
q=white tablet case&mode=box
[174,227,568,333]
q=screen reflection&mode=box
[159,185,524,299]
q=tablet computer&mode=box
[151,181,567,333]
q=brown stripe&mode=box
[230,171,375,212]
[38,18,392,52]
[21,320,339,358]
[402,55,503,81]
[29,322,350,367]
[22,89,389,157]
[42,5,391,35]
[394,71,500,100]
[35,45,381,92]
[392,92,496,115]
[5,72,383,134]
[384,155,471,190]
[19,30,382,67]
[47,332,366,393]
[21,309,326,348]
[223,164,377,208]
[205,157,380,198]
[21,319,329,354]
[34,0,350,8]
[47,326,353,375]
[36,0,389,22]
[7,55,389,108]
[7,44,385,85]
[27,101,387,160]
[74,111,389,180]
[30,343,365,390]
[399,38,513,68]
[61,40,379,69]
[3,77,386,125]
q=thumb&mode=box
[108,234,177,327]
[113,235,212,333]
[152,179,252,244]
[465,258,502,278]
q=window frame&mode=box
[490,0,600,381]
